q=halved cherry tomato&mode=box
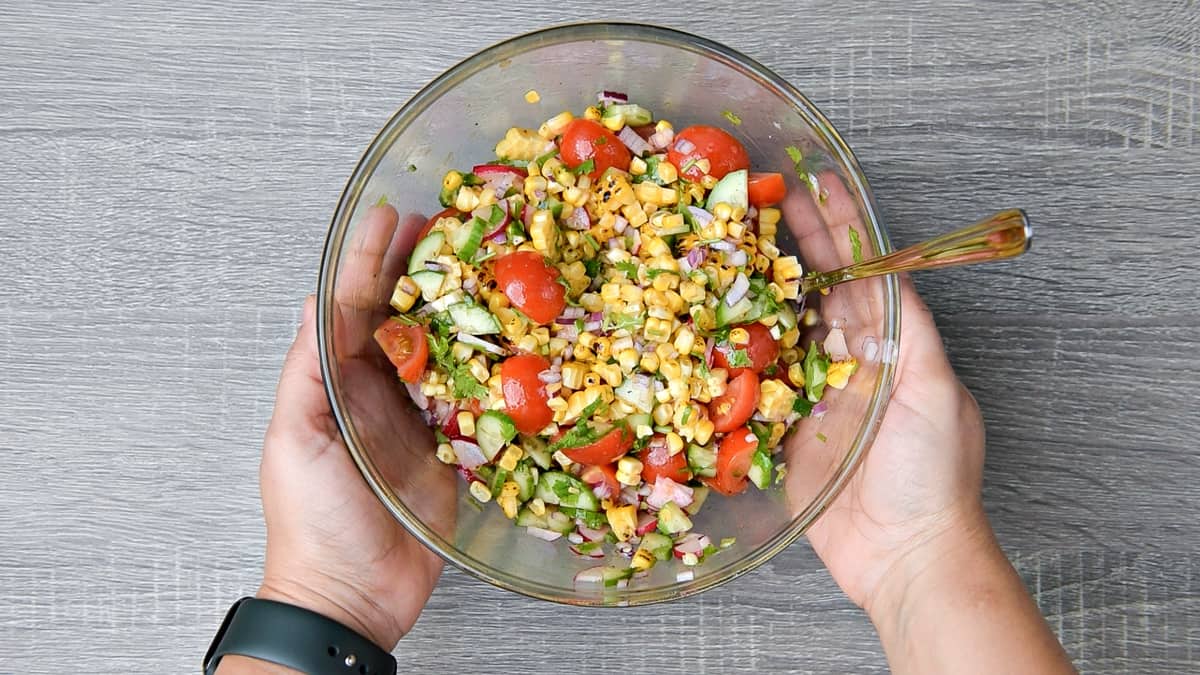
[500,354,554,434]
[709,370,760,433]
[472,164,528,181]
[639,436,691,484]
[580,463,621,499]
[705,426,759,496]
[748,172,787,207]
[559,119,631,180]
[417,207,460,240]
[713,323,780,377]
[441,402,481,440]
[373,320,428,383]
[667,125,750,181]
[561,425,635,465]
[494,250,566,325]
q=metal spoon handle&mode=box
[800,209,1032,295]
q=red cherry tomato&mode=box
[667,125,750,181]
[639,437,691,484]
[494,250,566,325]
[559,119,632,180]
[580,463,621,499]
[713,323,781,377]
[441,402,481,440]
[373,320,428,383]
[709,370,760,433]
[704,427,759,496]
[500,354,555,434]
[747,172,787,207]
[472,164,528,181]
[417,207,460,240]
[561,425,635,465]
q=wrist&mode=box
[258,571,403,651]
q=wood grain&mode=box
[1,0,1197,672]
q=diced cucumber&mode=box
[614,379,654,414]
[715,294,753,327]
[409,270,445,301]
[546,508,574,534]
[601,103,653,127]
[687,444,717,478]
[624,413,652,433]
[407,231,446,275]
[748,449,773,490]
[656,501,693,534]
[515,506,549,529]
[447,302,501,335]
[511,462,538,501]
[448,215,486,262]
[425,290,464,314]
[777,302,798,331]
[523,436,553,470]
[475,410,517,461]
[535,471,600,511]
[684,485,710,515]
[705,169,748,211]
[488,467,509,498]
[740,292,771,325]
[561,507,607,529]
[639,531,673,562]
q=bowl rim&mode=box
[317,20,900,606]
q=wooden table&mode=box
[2,2,1197,672]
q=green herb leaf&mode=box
[405,163,418,172]
[849,227,863,263]
[792,397,814,416]
[549,398,608,451]
[602,313,645,332]
[584,257,602,278]
[461,173,484,186]
[614,260,639,279]
[534,149,559,167]
[725,348,752,369]
[375,194,388,206]
[582,233,600,252]
[722,110,742,126]
[785,146,803,164]
[573,158,595,176]
[803,341,830,403]
[595,135,607,145]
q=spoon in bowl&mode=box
[800,209,1032,295]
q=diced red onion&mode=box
[727,249,748,268]
[619,486,640,505]
[538,369,562,384]
[570,543,605,559]
[574,566,607,584]
[598,90,628,104]
[725,273,750,306]
[567,532,584,544]
[646,477,694,509]
[404,382,428,411]
[862,336,880,363]
[484,173,517,198]
[451,440,487,470]
[526,526,563,542]
[673,533,711,557]
[687,206,714,228]
[613,215,628,234]
[565,206,591,230]
[824,327,850,362]
[607,237,622,250]
[588,311,603,322]
[686,245,707,269]
[618,126,652,156]
[648,128,674,150]
[811,400,829,418]
[709,239,735,252]
[578,524,609,542]
[583,320,602,332]
[488,232,506,245]
[673,138,696,154]
[636,512,658,536]
[636,482,654,497]
[423,260,450,272]
[556,324,579,342]
[704,337,715,367]
[432,399,455,426]
[560,306,585,320]
[630,228,642,255]
[769,324,782,340]
[457,333,505,356]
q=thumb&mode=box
[267,295,335,451]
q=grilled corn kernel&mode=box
[635,424,654,439]
[727,220,746,239]
[616,456,643,482]
[653,402,674,426]
[530,498,547,516]
[673,327,696,356]
[593,337,612,360]
[594,362,623,387]
[728,327,750,346]
[665,432,685,456]
[640,352,660,373]
[583,105,602,121]
[582,372,601,388]
[530,326,551,346]
[781,327,801,350]
[454,187,480,212]
[630,156,648,175]
[712,200,735,221]
[498,494,519,519]
[500,480,521,500]
[659,359,683,382]
[608,349,636,373]
[631,548,657,572]
[667,379,688,401]
[562,186,586,207]
[780,347,801,364]
[467,359,490,384]
[539,111,575,139]
[757,379,797,422]
[389,276,419,312]
[694,419,715,445]
[523,89,540,103]
[498,446,523,472]
[730,205,747,223]
[657,160,678,184]
[524,175,548,199]
[709,219,728,240]
[788,362,806,387]
[759,238,781,260]
[773,256,803,299]
[758,207,781,226]
[435,443,457,464]
[607,504,637,541]
[469,481,492,503]
[515,334,537,353]
[456,411,476,437]
[546,396,568,413]
[561,362,587,390]
[827,358,859,389]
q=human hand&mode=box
[255,204,445,650]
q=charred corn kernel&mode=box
[593,362,622,387]
[653,402,674,426]
[622,202,648,228]
[727,329,751,347]
[631,548,657,572]
[498,494,519,519]
[486,292,509,313]
[787,362,806,387]
[757,379,797,422]
[524,175,549,199]
[640,352,660,373]
[498,447,522,472]
[730,205,747,222]
[524,89,540,103]
[657,160,678,184]
[781,327,801,350]
[468,359,490,383]
[581,293,603,312]
[712,202,733,221]
[499,480,521,500]
[582,372,600,388]
[563,186,586,207]
[677,281,703,304]
[561,362,587,390]
[517,335,538,353]
[773,256,803,299]
[827,358,859,389]
[768,422,787,448]
[694,418,715,445]
[530,498,547,516]
[780,347,801,364]
[442,170,463,192]
[705,368,728,397]
[435,443,457,464]
[600,282,622,304]
[538,111,575,139]
[531,326,550,346]
[654,342,678,361]
[455,411,476,437]
[759,313,779,328]
[618,284,644,304]
[594,337,612,359]
[673,327,696,356]
[759,238,781,260]
[709,219,729,240]
[572,342,594,362]
[469,481,491,503]
[553,167,577,188]
[530,212,557,255]
[576,331,597,350]
[643,317,673,342]
[454,187,480,212]
[665,432,685,456]
[607,504,637,541]
[659,359,682,382]
[587,383,614,404]
[630,156,648,175]
[389,276,419,312]
[615,348,639,372]
[643,235,671,258]
[667,379,688,401]
[583,105,602,121]
[727,220,746,239]
[546,396,568,412]
[540,157,563,179]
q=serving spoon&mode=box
[800,209,1032,295]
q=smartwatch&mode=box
[203,597,397,675]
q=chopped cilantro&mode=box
[461,172,484,186]
[721,110,742,126]
[816,432,828,443]
[405,163,418,172]
[645,268,672,280]
[849,228,863,263]
[785,146,803,164]
[426,315,487,400]
[681,407,692,425]
[549,398,608,451]
[584,257,602,278]
[725,348,752,369]
[792,397,814,416]
[803,341,831,403]
[614,260,639,279]
[534,149,559,167]
[583,233,601,252]
[573,158,595,176]
[375,194,388,206]
[603,313,645,331]
[595,135,607,145]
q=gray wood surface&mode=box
[2,0,1198,672]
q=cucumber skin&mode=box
[407,231,446,275]
[705,169,748,211]
[535,471,600,511]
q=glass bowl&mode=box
[317,22,899,606]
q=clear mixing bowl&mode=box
[317,22,899,606]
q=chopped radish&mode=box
[526,526,562,541]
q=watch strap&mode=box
[204,597,397,675]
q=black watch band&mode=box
[203,597,397,675]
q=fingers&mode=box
[334,204,401,313]
[267,295,333,453]
[895,274,955,379]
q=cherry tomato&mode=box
[713,322,781,377]
[580,463,621,499]
[373,320,429,383]
[561,425,635,465]
[441,403,481,440]
[494,250,566,325]
[639,437,691,484]
[667,125,750,181]
[747,172,787,207]
[472,164,528,181]
[709,370,760,433]
[559,119,631,180]
[500,354,554,434]
[417,207,460,240]
[705,426,759,496]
